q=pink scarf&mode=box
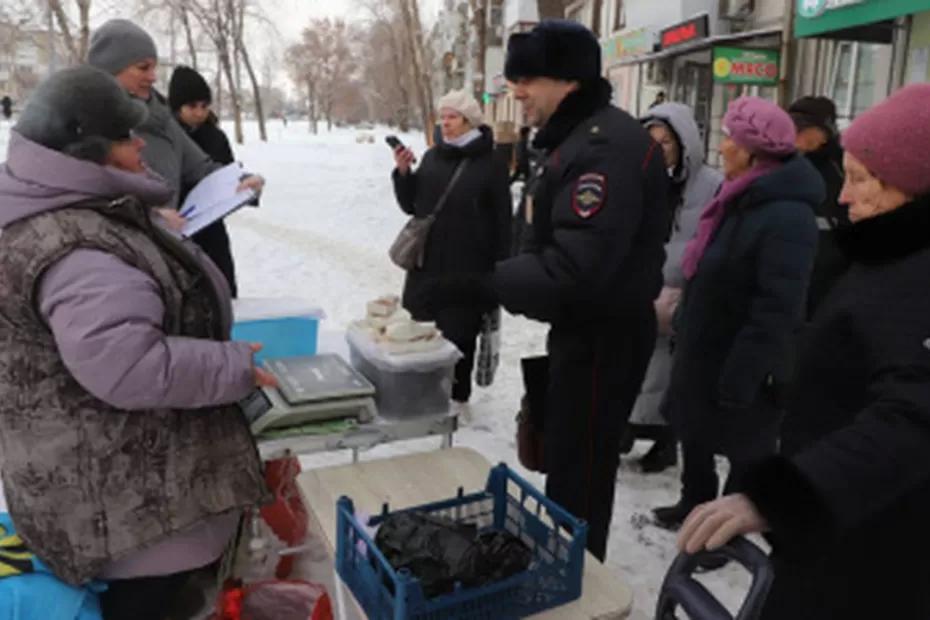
[681,159,781,280]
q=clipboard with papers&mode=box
[179,163,256,236]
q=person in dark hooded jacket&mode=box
[653,97,821,529]
[789,96,850,317]
[678,83,930,620]
[392,89,511,407]
[169,65,239,297]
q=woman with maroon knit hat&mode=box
[678,84,930,619]
[653,96,821,529]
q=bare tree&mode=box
[358,0,413,130]
[183,0,244,143]
[396,0,435,140]
[468,0,489,104]
[285,34,320,133]
[45,0,91,63]
[229,0,268,141]
[177,4,198,69]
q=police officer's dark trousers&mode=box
[543,309,656,561]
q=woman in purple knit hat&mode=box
[678,84,930,619]
[652,96,822,529]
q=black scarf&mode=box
[836,194,930,263]
[532,78,612,151]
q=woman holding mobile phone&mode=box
[391,90,511,415]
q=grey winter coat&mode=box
[630,103,723,426]
[0,132,267,584]
[137,91,221,209]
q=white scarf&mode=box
[445,128,483,149]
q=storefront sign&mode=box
[712,47,780,85]
[798,0,866,19]
[796,0,930,38]
[602,28,654,65]
[660,15,709,50]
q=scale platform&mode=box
[241,354,377,435]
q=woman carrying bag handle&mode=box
[391,90,511,414]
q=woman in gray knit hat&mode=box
[87,18,263,236]
[0,66,273,620]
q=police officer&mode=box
[429,20,669,560]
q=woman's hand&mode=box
[394,146,416,175]
[236,174,265,196]
[655,286,682,336]
[155,208,187,232]
[678,493,769,554]
[249,343,279,388]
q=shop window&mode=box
[829,41,892,123]
[829,42,855,114]
[613,0,626,32]
[852,44,889,116]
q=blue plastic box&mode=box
[231,298,324,364]
[336,463,587,620]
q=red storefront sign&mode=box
[659,15,709,50]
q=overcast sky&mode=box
[268,0,441,42]
[84,0,442,94]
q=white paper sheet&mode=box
[179,163,256,236]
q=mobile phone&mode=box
[385,135,404,150]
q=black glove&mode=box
[425,274,497,313]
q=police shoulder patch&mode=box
[572,172,607,219]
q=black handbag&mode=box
[389,160,469,271]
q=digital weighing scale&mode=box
[240,354,377,435]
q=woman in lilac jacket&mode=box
[0,68,274,619]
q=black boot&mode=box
[618,424,636,455]
[638,439,678,473]
[652,501,697,531]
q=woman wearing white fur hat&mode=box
[392,90,511,409]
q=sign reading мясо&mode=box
[713,47,780,85]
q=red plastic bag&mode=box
[261,457,308,544]
[217,580,333,620]
[260,457,309,577]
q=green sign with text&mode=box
[796,0,930,38]
[713,47,780,85]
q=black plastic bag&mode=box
[374,511,532,598]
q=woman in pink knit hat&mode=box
[652,96,822,530]
[678,84,930,619]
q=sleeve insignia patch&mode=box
[572,173,607,219]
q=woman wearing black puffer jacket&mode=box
[169,65,239,297]
[678,83,930,620]
[392,90,511,407]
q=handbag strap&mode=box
[430,159,469,219]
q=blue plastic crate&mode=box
[231,298,323,364]
[335,464,587,620]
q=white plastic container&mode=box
[346,328,462,420]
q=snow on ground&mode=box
[0,119,755,617]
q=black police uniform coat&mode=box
[491,79,669,560]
